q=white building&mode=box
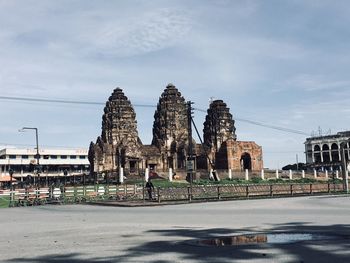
[305,131,350,171]
[0,148,90,179]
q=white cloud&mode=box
[277,74,350,92]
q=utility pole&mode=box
[186,101,194,200]
[19,127,40,187]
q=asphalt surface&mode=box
[1,195,350,262]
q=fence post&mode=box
[314,169,317,179]
[157,187,161,203]
[289,170,293,180]
[74,185,77,201]
[49,185,53,199]
[302,170,305,179]
[245,169,249,181]
[336,170,339,179]
[228,169,232,180]
[270,184,273,197]
[310,183,313,194]
[217,186,221,200]
[261,169,265,180]
[290,184,293,195]
[246,185,249,198]
[328,182,330,193]
[276,169,279,179]
[187,186,192,202]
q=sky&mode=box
[0,0,349,169]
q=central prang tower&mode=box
[151,83,189,170]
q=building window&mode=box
[22,155,29,159]
[43,155,50,159]
[61,155,68,159]
[9,155,16,159]
[79,156,86,159]
[70,155,77,159]
[51,155,57,159]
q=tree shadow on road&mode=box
[8,222,350,263]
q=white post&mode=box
[145,168,149,182]
[314,169,317,179]
[325,170,329,180]
[302,170,305,178]
[276,169,279,179]
[228,169,232,180]
[209,169,214,180]
[336,170,339,179]
[245,169,249,181]
[346,169,349,193]
[261,169,264,180]
[289,169,293,180]
[169,168,173,182]
[119,167,124,184]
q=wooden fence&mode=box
[0,182,345,206]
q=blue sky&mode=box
[0,0,349,169]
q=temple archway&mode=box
[240,152,252,170]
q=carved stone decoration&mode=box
[200,99,263,171]
[89,88,142,176]
[151,83,190,170]
[89,84,263,181]
[203,100,237,151]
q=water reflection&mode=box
[200,233,333,246]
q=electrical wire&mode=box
[0,95,309,136]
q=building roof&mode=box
[0,148,88,156]
[305,131,350,143]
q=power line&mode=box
[0,95,309,136]
[0,95,156,108]
[193,107,309,136]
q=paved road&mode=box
[1,195,350,262]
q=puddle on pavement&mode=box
[198,233,338,246]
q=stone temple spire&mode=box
[101,87,141,148]
[152,83,188,149]
[151,83,189,170]
[203,100,237,151]
[89,87,142,176]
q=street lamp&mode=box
[19,127,40,187]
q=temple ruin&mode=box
[89,84,263,179]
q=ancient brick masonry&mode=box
[89,88,143,176]
[151,84,189,171]
[89,84,263,179]
[200,100,263,171]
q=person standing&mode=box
[145,178,154,200]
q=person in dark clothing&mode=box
[145,178,155,200]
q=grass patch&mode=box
[0,196,10,208]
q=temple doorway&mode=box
[240,152,252,170]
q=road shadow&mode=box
[8,222,350,262]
